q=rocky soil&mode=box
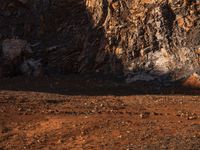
[0,1,200,149]
[0,76,200,149]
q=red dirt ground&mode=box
[0,76,199,150]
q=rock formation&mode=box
[0,0,200,82]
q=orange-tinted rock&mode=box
[183,73,200,89]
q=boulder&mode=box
[20,59,43,77]
[183,73,200,89]
[2,39,32,61]
[1,38,44,77]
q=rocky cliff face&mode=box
[84,0,200,82]
[0,0,200,82]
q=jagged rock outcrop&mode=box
[83,0,200,81]
[0,0,200,82]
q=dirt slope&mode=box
[0,77,200,149]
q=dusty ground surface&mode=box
[0,76,200,150]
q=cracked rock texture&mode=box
[0,0,200,81]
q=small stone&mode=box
[153,112,158,115]
[188,115,198,120]
[140,112,150,119]
[57,139,63,144]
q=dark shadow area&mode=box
[0,75,199,96]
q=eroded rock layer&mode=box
[0,0,200,81]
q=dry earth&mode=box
[0,76,200,150]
